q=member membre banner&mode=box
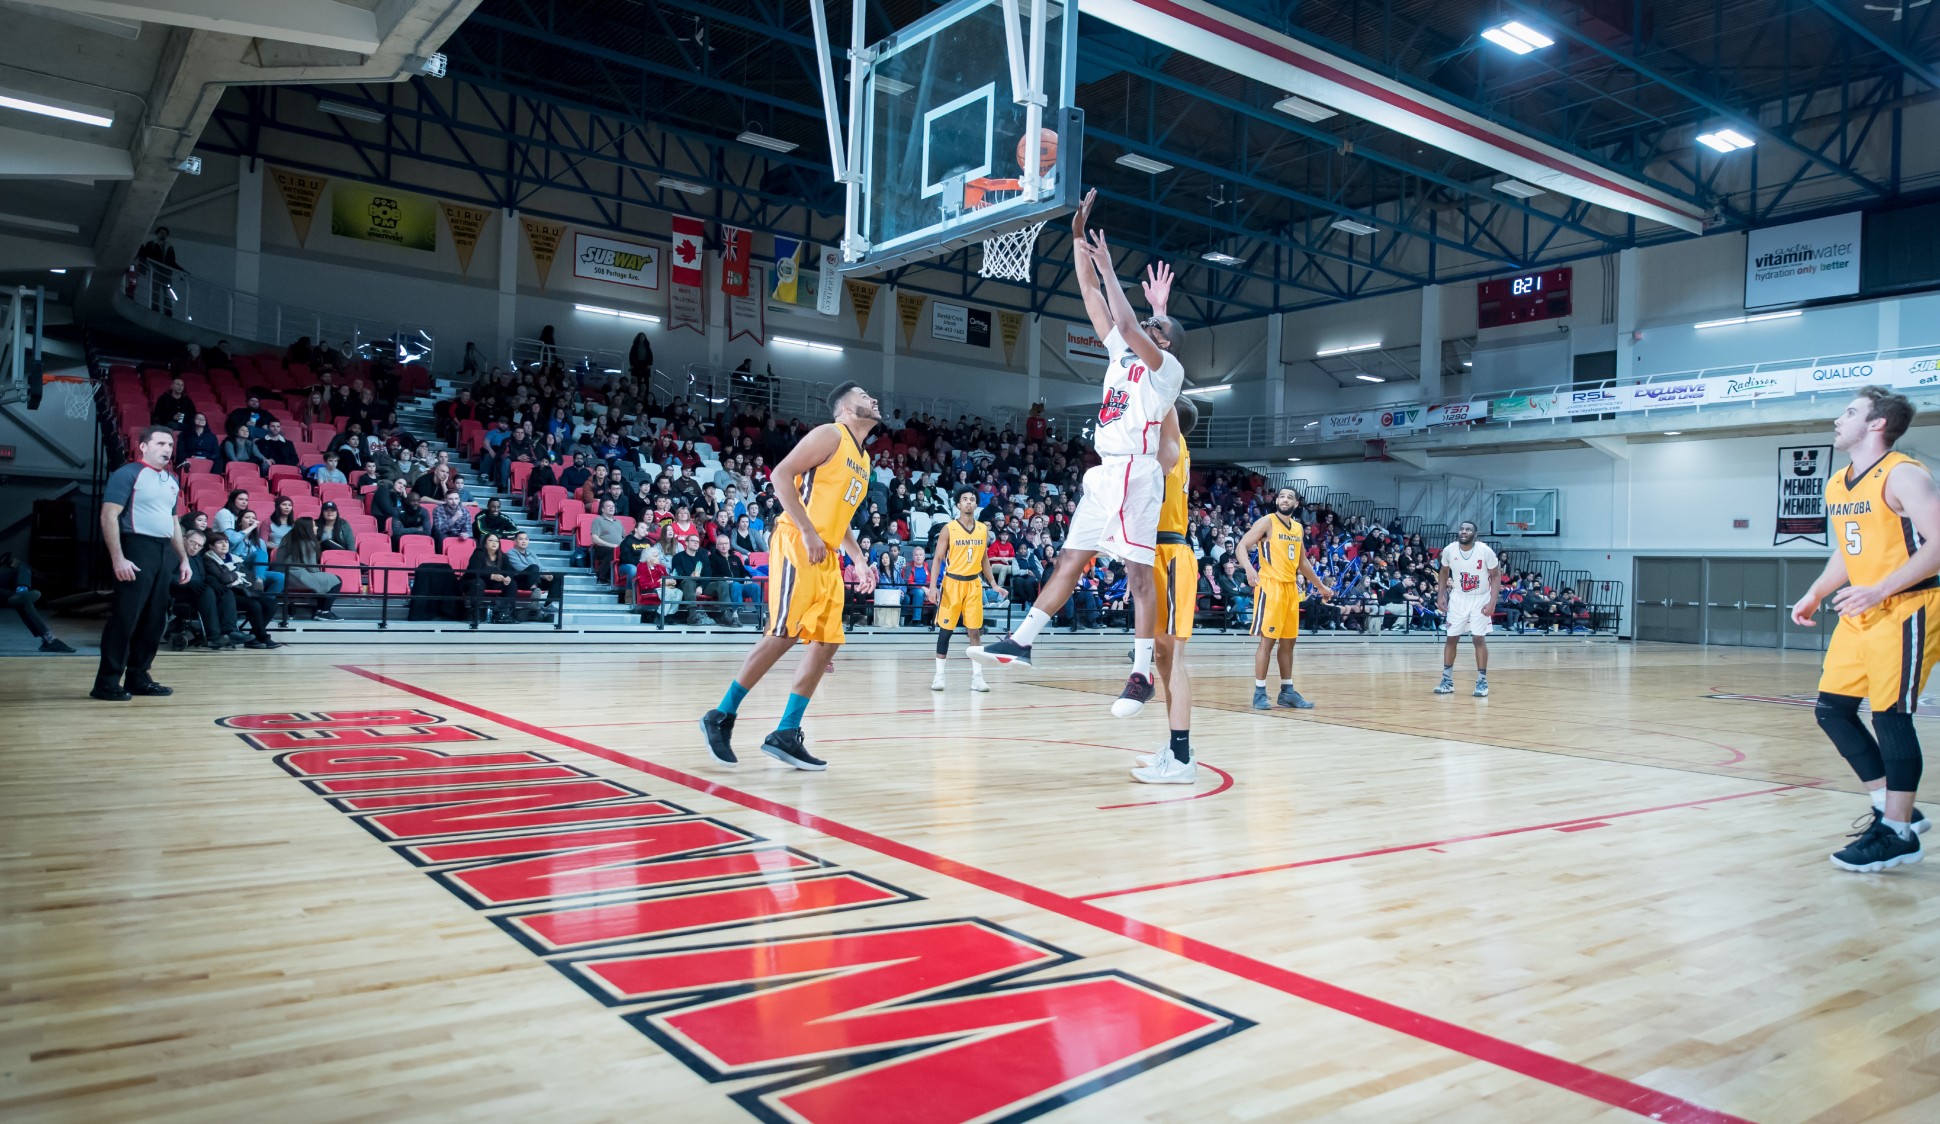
[1065,323,1108,365]
[1776,445,1833,546]
[270,167,327,247]
[574,231,660,290]
[440,203,490,275]
[521,217,567,288]
[1746,211,1862,309]
[1424,400,1488,426]
[816,246,841,316]
[331,183,437,250]
[728,266,763,344]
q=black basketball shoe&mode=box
[761,728,828,771]
[968,636,1033,668]
[700,709,737,768]
[1830,812,1924,872]
[1112,672,1154,718]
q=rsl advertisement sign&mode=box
[1745,211,1862,309]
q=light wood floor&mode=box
[3,638,1936,1124]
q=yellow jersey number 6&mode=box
[1844,523,1862,556]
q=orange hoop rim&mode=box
[41,373,89,384]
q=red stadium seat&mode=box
[556,500,586,535]
[266,464,302,483]
[370,553,411,595]
[354,538,386,565]
[291,497,321,520]
[442,538,476,570]
[539,486,567,521]
[509,460,534,497]
[400,537,437,564]
[273,477,311,498]
[321,549,363,592]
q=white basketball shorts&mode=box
[1445,596,1493,637]
[1065,456,1163,567]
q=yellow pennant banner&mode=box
[269,167,328,248]
[999,310,1025,366]
[441,203,492,275]
[846,279,880,338]
[522,217,567,288]
[897,291,926,347]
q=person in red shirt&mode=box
[668,504,701,544]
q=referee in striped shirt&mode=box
[93,426,193,701]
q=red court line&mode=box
[808,735,1238,810]
[337,664,1757,1124]
[553,701,1106,730]
[1077,786,1800,902]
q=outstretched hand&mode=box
[1071,187,1095,242]
[1142,260,1174,319]
[1085,228,1113,272]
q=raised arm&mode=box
[1085,229,1164,371]
[1070,190,1113,341]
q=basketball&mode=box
[1017,127,1057,175]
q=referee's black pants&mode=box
[95,534,173,690]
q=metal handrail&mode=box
[128,261,437,366]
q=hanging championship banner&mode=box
[846,278,880,337]
[720,226,752,296]
[440,203,490,275]
[728,266,764,344]
[331,183,437,250]
[269,167,328,247]
[1776,445,1832,546]
[521,217,566,288]
[574,231,660,289]
[771,238,803,303]
[999,310,1025,365]
[897,291,926,347]
[670,281,705,335]
[816,245,841,315]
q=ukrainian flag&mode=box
[772,237,803,303]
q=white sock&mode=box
[1132,639,1155,677]
[1884,817,1913,840]
[935,658,947,670]
[1012,608,1052,646]
[1255,679,1267,689]
[1281,679,1293,689]
[1871,789,1888,812]
[1441,665,1453,677]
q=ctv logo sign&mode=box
[214,709,1245,1122]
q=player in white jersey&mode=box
[971,190,1185,719]
[1435,521,1500,697]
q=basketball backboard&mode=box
[817,0,1081,277]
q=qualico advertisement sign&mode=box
[1802,360,1881,392]
[1745,211,1862,309]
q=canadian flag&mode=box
[670,215,704,288]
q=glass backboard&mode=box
[845,0,1081,276]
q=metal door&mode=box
[1782,557,1831,651]
[1636,558,1704,643]
[1704,560,1746,646]
[1737,560,1784,648]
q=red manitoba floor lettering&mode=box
[577,919,1242,1124]
[220,709,1245,1124]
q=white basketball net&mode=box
[980,221,1047,281]
[57,378,92,419]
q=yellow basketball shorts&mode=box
[1153,543,1197,641]
[766,524,847,645]
[1252,577,1302,640]
[1820,588,1940,712]
[935,575,984,632]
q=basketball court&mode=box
[6,636,1933,1122]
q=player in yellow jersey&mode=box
[701,382,880,771]
[1236,488,1333,711]
[928,488,1004,693]
[1135,397,1201,784]
[1793,386,1940,871]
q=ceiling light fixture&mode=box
[573,303,661,324]
[1355,374,1386,383]
[50,268,66,274]
[1115,152,1174,174]
[657,177,710,196]
[0,91,113,128]
[1317,342,1382,357]
[1200,250,1245,267]
[1273,95,1336,122]
[1286,456,1303,462]
[1330,219,1378,236]
[0,211,80,234]
[1663,431,1682,436]
[317,98,385,124]
[419,53,448,78]
[1493,179,1544,199]
[773,336,844,353]
[1693,310,1802,330]
[737,130,798,153]
[1696,128,1755,153]
[1182,385,1232,396]
[1481,21,1554,54]
[174,156,202,175]
[874,76,912,96]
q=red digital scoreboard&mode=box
[1477,267,1572,328]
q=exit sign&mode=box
[0,445,14,459]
